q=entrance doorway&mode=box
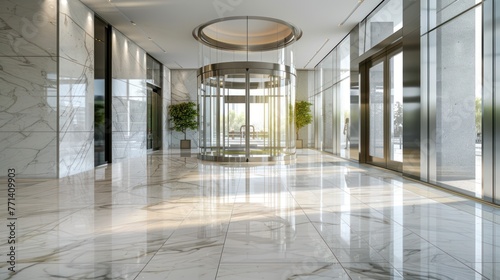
[147,87,162,150]
[94,16,111,166]
[364,48,403,171]
[198,62,295,162]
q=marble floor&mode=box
[1,149,500,279]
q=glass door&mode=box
[223,74,247,157]
[366,49,403,171]
[197,62,295,162]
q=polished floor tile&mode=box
[0,149,499,279]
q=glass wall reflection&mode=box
[424,5,482,196]
[368,61,385,159]
[312,36,351,158]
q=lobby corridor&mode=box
[1,149,499,279]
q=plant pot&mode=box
[296,139,303,149]
[180,140,191,149]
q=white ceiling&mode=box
[80,0,384,69]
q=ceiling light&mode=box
[304,38,329,68]
[193,16,302,52]
[339,0,364,26]
[148,37,152,40]
[131,21,136,25]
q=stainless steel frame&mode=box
[402,0,423,180]
[349,25,361,161]
[421,1,487,199]
[192,16,302,52]
[419,34,428,182]
[483,0,494,202]
[487,0,500,203]
[495,0,500,204]
[428,29,437,184]
[361,45,403,173]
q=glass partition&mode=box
[424,0,483,33]
[425,6,482,196]
[359,0,403,54]
[198,62,295,161]
[369,61,385,159]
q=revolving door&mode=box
[198,62,296,162]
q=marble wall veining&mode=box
[0,0,96,178]
[170,69,198,148]
[58,0,94,177]
[1,0,165,178]
[0,0,58,178]
[162,66,171,150]
[0,0,58,57]
[111,29,147,162]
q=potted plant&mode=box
[168,101,198,149]
[294,101,312,149]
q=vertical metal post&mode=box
[245,70,250,160]
[402,0,423,180]
[216,76,221,157]
[483,0,494,202]
[278,77,281,156]
[222,76,226,157]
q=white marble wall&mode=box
[58,0,94,177]
[162,66,171,150]
[0,0,58,57]
[170,69,198,148]
[111,29,147,162]
[0,0,58,178]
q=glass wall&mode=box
[314,0,401,160]
[308,94,315,149]
[147,55,162,87]
[198,62,295,162]
[323,87,333,153]
[422,1,483,197]
[368,61,385,159]
[305,0,499,204]
[313,36,350,157]
[359,0,403,54]
[389,52,403,162]
[338,39,351,158]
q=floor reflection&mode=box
[1,149,498,279]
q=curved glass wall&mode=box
[198,62,295,162]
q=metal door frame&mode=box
[361,44,403,172]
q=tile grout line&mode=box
[131,205,197,280]
[285,162,354,279]
[213,172,240,280]
[131,157,200,280]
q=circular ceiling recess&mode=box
[193,16,302,51]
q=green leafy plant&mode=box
[295,101,313,140]
[168,101,198,140]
